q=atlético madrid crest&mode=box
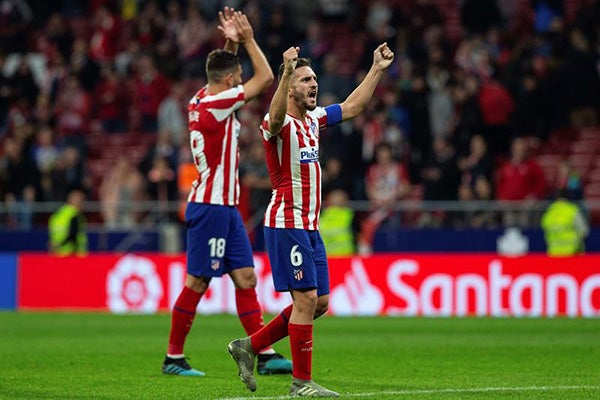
[293,269,303,281]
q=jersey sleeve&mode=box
[200,85,246,122]
[311,104,343,130]
[260,113,291,141]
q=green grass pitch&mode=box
[0,312,599,399]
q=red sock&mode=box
[250,304,293,353]
[167,286,202,355]
[235,287,265,335]
[289,322,313,381]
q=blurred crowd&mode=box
[0,0,599,237]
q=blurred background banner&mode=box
[10,253,600,317]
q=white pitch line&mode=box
[217,385,600,400]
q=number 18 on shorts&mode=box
[186,203,254,277]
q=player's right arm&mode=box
[267,47,298,135]
[233,12,274,102]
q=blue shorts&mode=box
[185,203,254,277]
[264,227,330,296]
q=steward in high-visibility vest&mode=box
[49,190,88,256]
[541,191,588,256]
[319,189,355,256]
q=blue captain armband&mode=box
[324,104,342,126]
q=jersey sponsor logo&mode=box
[299,146,319,164]
[189,110,200,122]
[294,268,304,281]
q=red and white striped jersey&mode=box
[260,106,336,230]
[187,85,245,206]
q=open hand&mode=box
[373,42,394,70]
[217,7,237,41]
[217,8,253,43]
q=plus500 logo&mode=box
[300,146,319,164]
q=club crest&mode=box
[294,269,303,281]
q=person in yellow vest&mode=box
[541,189,589,256]
[319,189,356,256]
[49,189,88,256]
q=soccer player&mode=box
[228,43,394,396]
[162,8,292,377]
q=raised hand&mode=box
[217,7,237,42]
[282,46,299,76]
[373,42,394,70]
[233,11,254,43]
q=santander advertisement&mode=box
[18,254,600,317]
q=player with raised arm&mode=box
[162,8,292,377]
[227,43,394,396]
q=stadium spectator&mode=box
[460,0,502,35]
[40,13,73,60]
[478,78,515,156]
[458,134,493,183]
[317,53,353,101]
[320,188,356,256]
[511,73,550,141]
[421,135,461,226]
[9,59,39,109]
[0,0,33,53]
[131,54,171,133]
[451,74,484,154]
[496,137,548,226]
[68,38,100,93]
[146,155,177,221]
[427,57,453,138]
[55,74,92,151]
[32,125,59,201]
[49,146,91,202]
[99,155,146,229]
[551,159,584,202]
[89,5,120,63]
[157,82,187,145]
[541,189,589,256]
[297,21,329,74]
[32,93,55,127]
[48,188,87,256]
[359,142,410,255]
[321,156,352,197]
[458,174,497,228]
[139,129,177,176]
[94,64,127,133]
[2,136,38,228]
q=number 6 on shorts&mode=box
[290,244,303,266]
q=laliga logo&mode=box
[330,258,384,315]
[106,255,164,313]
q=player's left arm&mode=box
[339,43,394,121]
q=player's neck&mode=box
[287,101,307,120]
[206,82,230,95]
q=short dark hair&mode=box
[206,49,240,82]
[277,57,312,81]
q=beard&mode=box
[292,88,317,111]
